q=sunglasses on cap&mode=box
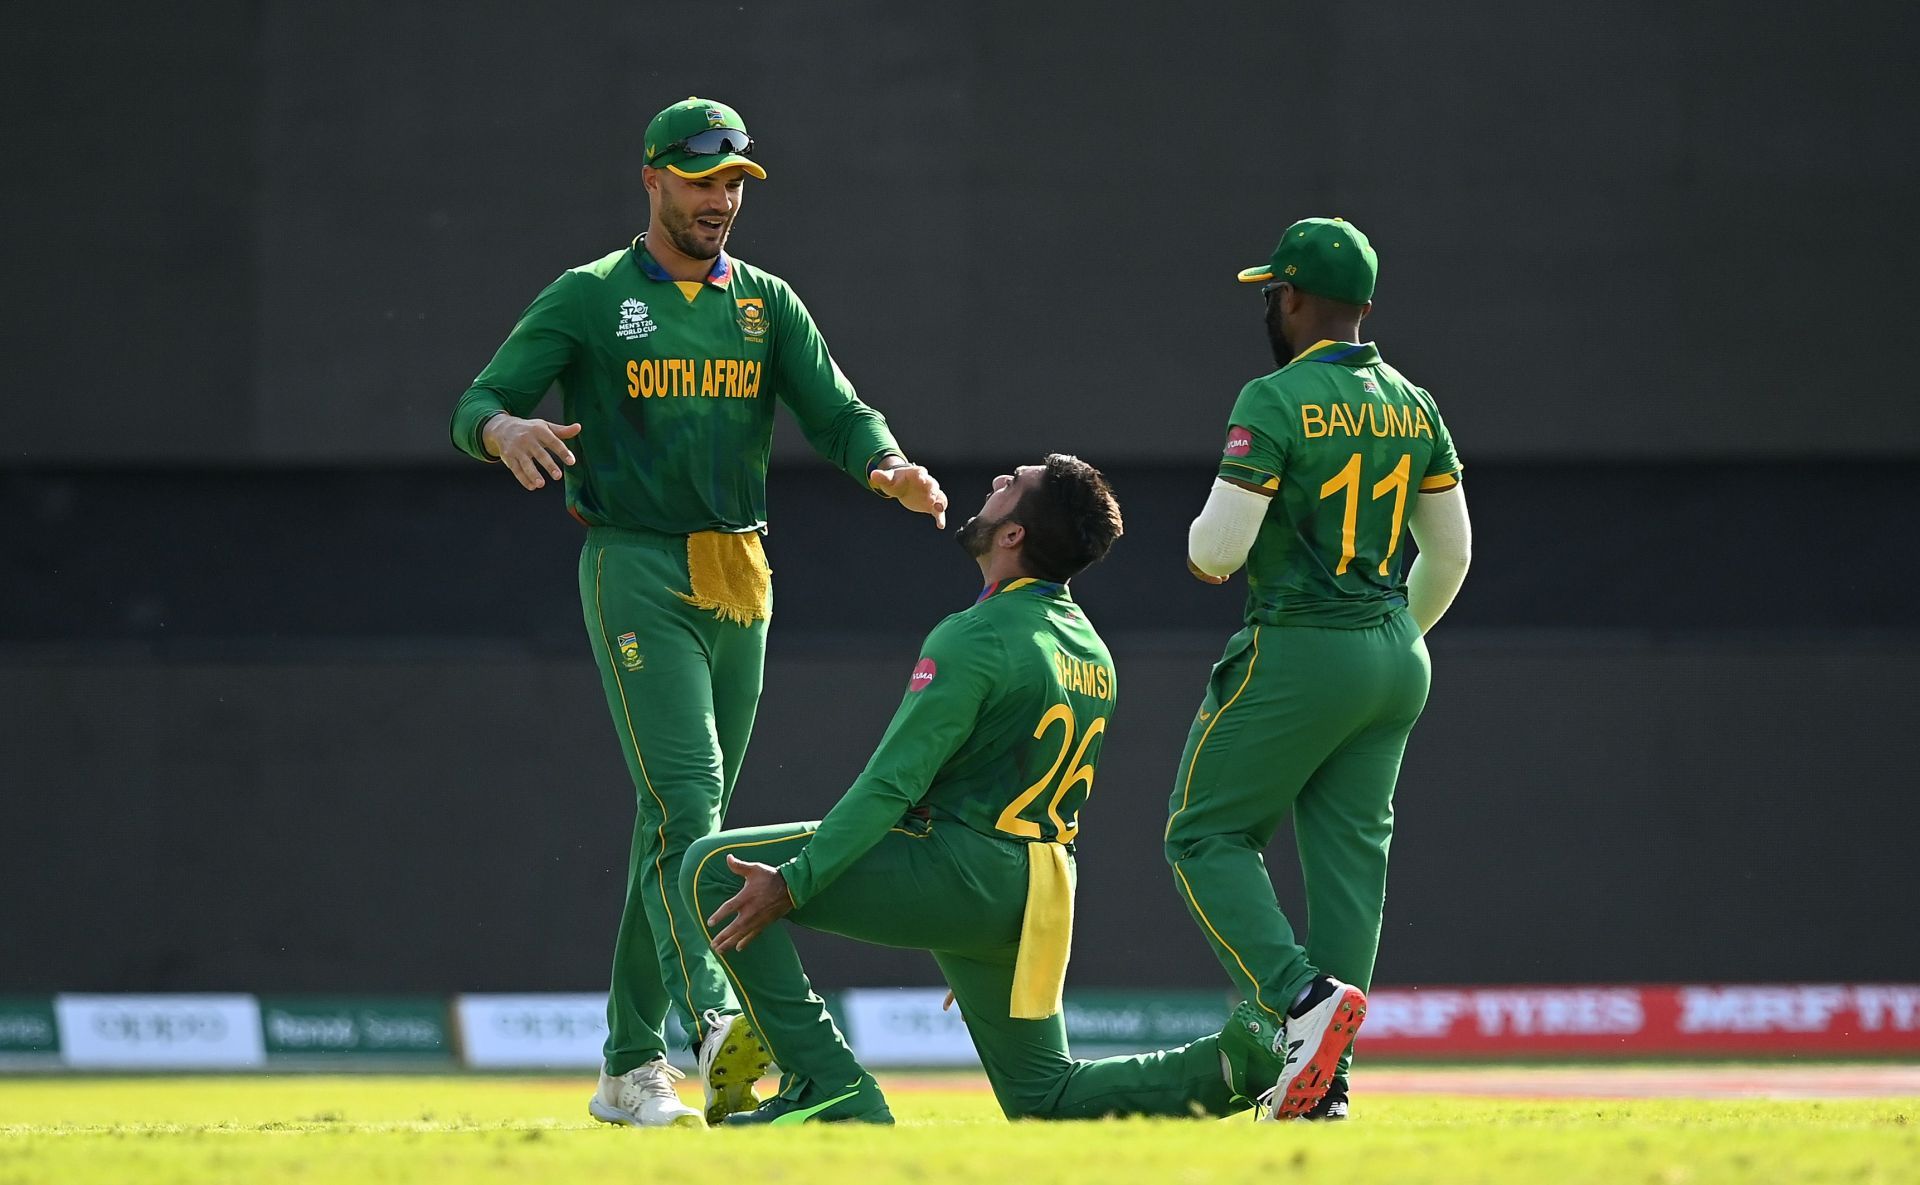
[657,128,755,159]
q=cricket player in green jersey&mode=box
[448,97,947,1129]
[682,456,1290,1125]
[1172,218,1473,1121]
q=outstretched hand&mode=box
[483,415,582,490]
[870,465,949,529]
[706,854,794,952]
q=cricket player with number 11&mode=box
[1175,216,1473,1120]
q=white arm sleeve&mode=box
[1187,478,1273,580]
[1406,482,1472,634]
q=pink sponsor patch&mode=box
[908,658,938,692]
[1224,426,1253,457]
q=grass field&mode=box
[1,1071,1916,1185]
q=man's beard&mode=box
[956,513,1006,559]
[660,198,725,260]
[1265,298,1294,369]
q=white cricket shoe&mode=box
[696,1008,773,1125]
[588,1057,705,1128]
[1257,976,1367,1121]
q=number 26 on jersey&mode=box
[996,703,1105,845]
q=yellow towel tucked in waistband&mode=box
[676,530,772,626]
[1010,842,1075,1020]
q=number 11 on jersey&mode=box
[1318,452,1412,576]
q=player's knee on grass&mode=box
[981,1064,1075,1121]
[995,1087,1062,1121]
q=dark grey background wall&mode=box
[4,634,1916,992]
[5,1,1919,994]
[5,2,1919,464]
[5,461,1919,990]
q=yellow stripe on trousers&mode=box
[594,547,699,1033]
[692,830,817,1066]
[1173,859,1279,1024]
[1165,626,1262,840]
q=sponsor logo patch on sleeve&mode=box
[1224,426,1253,458]
[908,658,938,692]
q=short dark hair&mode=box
[1011,453,1124,583]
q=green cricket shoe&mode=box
[722,1072,895,1126]
[1218,1000,1288,1109]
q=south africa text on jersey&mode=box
[1300,401,1433,440]
[626,357,764,400]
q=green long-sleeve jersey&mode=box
[449,237,901,534]
[779,578,1118,908]
[1216,339,1462,628]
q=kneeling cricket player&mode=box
[681,455,1342,1123]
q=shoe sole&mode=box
[1271,987,1366,1120]
[701,1014,774,1125]
[1296,1099,1351,1123]
[588,1096,706,1129]
[1304,1111,1349,1122]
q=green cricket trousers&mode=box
[1165,610,1431,1077]
[580,525,768,1074]
[683,818,1252,1120]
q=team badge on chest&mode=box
[735,297,768,342]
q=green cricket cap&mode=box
[1236,217,1377,304]
[643,96,767,180]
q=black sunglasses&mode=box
[1260,280,1291,300]
[658,128,755,159]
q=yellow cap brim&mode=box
[1237,266,1273,283]
[665,156,768,181]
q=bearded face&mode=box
[956,511,1007,558]
[1265,286,1295,369]
[649,168,746,260]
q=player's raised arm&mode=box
[868,457,948,528]
[449,271,585,490]
[764,280,947,527]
